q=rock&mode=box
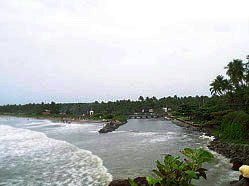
[99,120,126,133]
[108,177,149,186]
[108,179,130,186]
[230,177,249,186]
[244,160,249,166]
[231,158,243,171]
[208,139,249,169]
[133,177,149,186]
[231,180,240,185]
[98,128,110,133]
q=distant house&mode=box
[162,107,168,112]
[41,109,50,115]
[149,109,154,113]
[89,110,94,116]
[162,107,172,112]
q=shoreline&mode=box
[171,117,249,185]
[170,116,249,163]
[0,114,106,124]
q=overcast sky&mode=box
[0,0,248,105]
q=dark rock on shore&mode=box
[171,119,213,138]
[208,139,249,166]
[173,118,249,185]
[108,177,149,186]
[99,120,126,133]
[108,179,129,186]
[230,177,249,186]
[208,139,249,184]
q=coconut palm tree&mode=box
[225,59,245,88]
[210,75,230,96]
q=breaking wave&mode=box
[0,125,112,186]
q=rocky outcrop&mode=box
[208,139,249,166]
[98,120,126,133]
[108,179,129,186]
[208,139,249,185]
[108,177,149,186]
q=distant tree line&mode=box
[0,96,211,118]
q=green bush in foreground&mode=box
[129,148,214,186]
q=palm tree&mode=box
[138,96,144,102]
[210,75,230,96]
[225,59,245,88]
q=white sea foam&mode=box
[199,133,215,141]
[130,132,157,136]
[112,130,127,134]
[149,136,172,143]
[204,148,240,185]
[0,125,112,186]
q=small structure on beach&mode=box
[89,110,94,116]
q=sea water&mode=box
[0,117,240,185]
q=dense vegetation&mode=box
[208,55,249,142]
[0,96,210,117]
[221,111,249,141]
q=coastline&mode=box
[169,116,212,135]
[170,116,249,163]
[0,114,106,124]
[0,114,129,133]
[171,117,249,185]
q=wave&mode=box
[0,125,112,186]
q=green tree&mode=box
[225,59,245,88]
[138,96,144,102]
[209,75,230,96]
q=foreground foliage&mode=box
[129,148,214,186]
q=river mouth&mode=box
[0,117,240,185]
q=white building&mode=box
[89,110,94,115]
[162,107,172,112]
[149,109,154,113]
[162,107,168,112]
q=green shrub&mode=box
[103,114,114,120]
[129,148,214,186]
[221,111,249,141]
[113,114,127,123]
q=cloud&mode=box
[0,0,248,104]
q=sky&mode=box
[0,0,249,105]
